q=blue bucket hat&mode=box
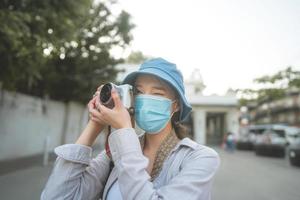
[122,58,192,122]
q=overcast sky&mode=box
[112,0,300,95]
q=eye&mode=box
[152,89,165,96]
[133,87,143,95]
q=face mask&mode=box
[135,94,175,134]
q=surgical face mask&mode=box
[134,94,175,134]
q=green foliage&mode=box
[0,0,135,103]
[254,66,300,87]
[256,88,285,102]
[237,67,300,105]
[126,51,149,64]
[0,0,89,90]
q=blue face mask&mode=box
[135,94,174,134]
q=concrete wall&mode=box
[0,90,93,161]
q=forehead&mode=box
[135,74,167,87]
[134,74,176,94]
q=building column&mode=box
[226,109,239,136]
[193,109,206,144]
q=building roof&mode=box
[115,63,140,83]
[187,94,238,106]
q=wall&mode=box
[0,90,93,161]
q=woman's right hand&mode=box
[88,85,106,126]
[75,85,106,146]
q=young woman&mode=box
[41,58,220,200]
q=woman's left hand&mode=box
[96,88,132,129]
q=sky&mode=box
[111,0,300,95]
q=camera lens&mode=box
[100,83,112,103]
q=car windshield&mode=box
[286,127,300,137]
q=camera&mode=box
[99,83,134,113]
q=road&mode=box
[212,148,300,200]
[0,148,300,200]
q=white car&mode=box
[254,125,300,158]
[284,126,300,145]
[236,125,270,150]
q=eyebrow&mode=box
[135,84,167,91]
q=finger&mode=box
[88,93,98,108]
[98,104,110,115]
[90,108,102,118]
[89,98,98,111]
[87,100,95,111]
[91,116,104,124]
[90,110,108,124]
[95,93,101,108]
[111,89,122,109]
[91,110,109,124]
[89,112,99,121]
[91,117,106,125]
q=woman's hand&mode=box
[95,88,132,129]
[88,85,107,126]
[75,86,106,146]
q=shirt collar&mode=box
[171,137,199,153]
[138,130,199,152]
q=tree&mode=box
[0,0,135,103]
[0,0,90,91]
[237,67,300,106]
[126,51,150,64]
[254,66,300,89]
[39,3,135,103]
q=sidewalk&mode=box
[0,153,56,175]
[0,147,103,200]
[0,164,53,200]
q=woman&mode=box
[41,58,220,200]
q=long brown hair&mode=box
[171,106,189,139]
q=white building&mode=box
[185,69,239,145]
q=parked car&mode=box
[237,124,300,155]
[236,125,270,150]
[284,126,300,145]
[254,129,287,157]
[288,137,300,167]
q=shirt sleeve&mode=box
[108,128,220,200]
[41,144,112,200]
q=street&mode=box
[0,148,300,200]
[213,148,300,200]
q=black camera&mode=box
[99,83,134,113]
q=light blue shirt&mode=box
[106,180,122,200]
[41,128,220,200]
